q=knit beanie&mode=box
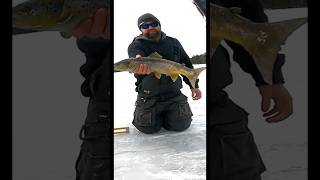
[137,13,161,28]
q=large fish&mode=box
[12,0,109,38]
[114,52,206,89]
[192,0,307,84]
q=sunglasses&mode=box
[140,22,159,29]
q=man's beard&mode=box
[144,29,161,39]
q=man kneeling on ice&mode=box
[127,13,202,134]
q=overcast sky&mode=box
[114,0,206,62]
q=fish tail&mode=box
[187,67,206,88]
[192,0,206,18]
[243,17,307,84]
[268,17,307,43]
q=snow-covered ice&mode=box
[114,65,206,180]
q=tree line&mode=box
[191,53,206,64]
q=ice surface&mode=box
[114,65,206,180]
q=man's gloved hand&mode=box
[191,88,202,100]
[70,8,110,40]
[258,84,293,123]
[132,54,152,74]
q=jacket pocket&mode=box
[133,97,158,127]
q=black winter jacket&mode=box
[128,32,199,96]
[76,38,112,102]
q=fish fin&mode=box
[153,72,162,79]
[148,52,162,58]
[242,17,307,84]
[210,37,222,57]
[187,67,206,88]
[192,0,206,18]
[60,31,72,39]
[56,9,74,39]
[58,2,74,24]
[170,74,179,82]
[57,12,74,25]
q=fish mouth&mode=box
[113,67,120,72]
[113,65,122,72]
